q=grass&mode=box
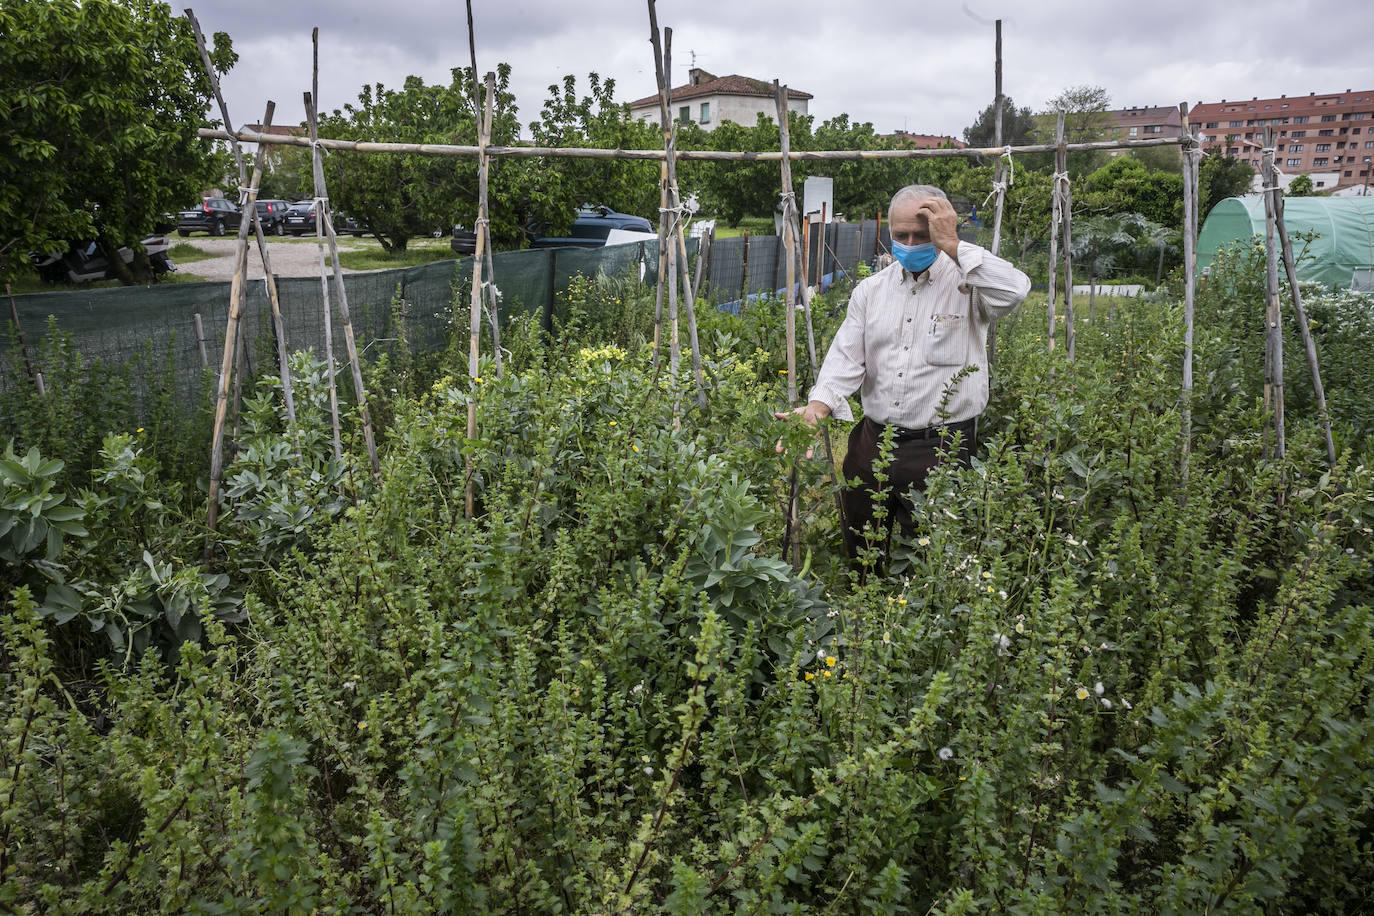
[167,243,216,264]
[712,216,776,239]
[337,242,458,271]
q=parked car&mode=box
[283,202,367,237]
[282,201,318,236]
[450,224,478,256]
[253,199,293,235]
[32,235,174,283]
[176,198,242,237]
[527,206,654,249]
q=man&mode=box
[776,184,1030,558]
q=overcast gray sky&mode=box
[200,0,1374,140]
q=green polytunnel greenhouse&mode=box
[1197,194,1374,290]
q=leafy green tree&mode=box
[525,73,663,234]
[1197,155,1255,220]
[320,66,522,252]
[1080,157,1183,227]
[1042,85,1113,143]
[1287,173,1315,197]
[0,0,236,284]
[692,113,808,227]
[962,96,1038,148]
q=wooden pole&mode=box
[464,68,494,516]
[647,4,707,407]
[305,89,380,480]
[990,19,1006,255]
[1261,129,1285,460]
[1274,184,1337,467]
[305,68,343,461]
[693,224,712,300]
[1061,134,1076,363]
[1047,111,1065,354]
[193,312,209,371]
[775,81,799,408]
[1180,104,1198,491]
[5,285,45,396]
[739,230,750,303]
[204,100,273,559]
[465,4,502,380]
[204,127,1191,161]
[652,162,668,377]
[188,20,299,431]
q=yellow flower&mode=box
[358,721,368,730]
[608,420,617,426]
[136,427,144,433]
[632,444,640,453]
[822,670,833,678]
[804,672,815,681]
[1076,687,1090,700]
[824,656,836,668]
[897,597,907,606]
[474,376,483,383]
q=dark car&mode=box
[176,198,242,237]
[284,202,367,237]
[282,201,318,236]
[253,199,292,235]
[450,224,478,256]
[527,206,654,249]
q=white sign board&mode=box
[803,176,835,222]
[604,228,660,247]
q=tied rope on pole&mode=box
[981,146,1016,207]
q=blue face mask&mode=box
[891,239,938,273]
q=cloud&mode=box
[203,0,1374,140]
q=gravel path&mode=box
[173,236,371,282]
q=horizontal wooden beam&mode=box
[198,127,1187,162]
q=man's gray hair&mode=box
[890,184,948,214]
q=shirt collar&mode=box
[900,251,949,286]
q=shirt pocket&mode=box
[925,312,967,367]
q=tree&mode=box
[1287,173,1316,197]
[1043,85,1113,143]
[963,96,1037,148]
[525,73,662,234]
[1197,155,1255,221]
[1080,157,1183,227]
[320,66,523,252]
[0,0,236,284]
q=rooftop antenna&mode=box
[690,49,697,68]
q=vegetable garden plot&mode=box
[3,269,1373,913]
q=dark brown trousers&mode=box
[840,416,975,559]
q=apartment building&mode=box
[1191,90,1374,191]
[1107,105,1183,140]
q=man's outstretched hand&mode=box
[774,400,832,459]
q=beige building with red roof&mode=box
[628,69,811,129]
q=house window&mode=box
[1316,143,1331,152]
[1286,158,1302,167]
[1316,181,1325,187]
[1229,120,1243,127]
[1128,126,1137,136]
[1291,130,1306,138]
[1290,145,1304,153]
[1314,157,1328,166]
[1346,170,1354,177]
[1293,116,1309,123]
[679,105,690,123]
[700,102,710,124]
[1319,129,1335,136]
[1321,114,1337,121]
[1367,141,1374,148]
[1354,113,1367,120]
[1205,121,1218,128]
[1145,125,1162,133]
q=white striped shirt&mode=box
[808,242,1030,429]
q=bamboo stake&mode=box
[204,102,273,559]
[5,285,45,396]
[775,82,799,408]
[739,230,751,303]
[186,10,244,186]
[305,101,343,461]
[1261,130,1285,460]
[1061,136,1076,363]
[305,88,380,480]
[465,4,502,380]
[1180,104,1198,493]
[693,223,712,301]
[465,70,496,517]
[652,162,668,377]
[1047,112,1065,354]
[1274,183,1337,467]
[647,4,706,407]
[193,312,209,371]
[203,127,1189,161]
[986,18,1006,370]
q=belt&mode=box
[872,416,976,442]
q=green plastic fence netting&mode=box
[1198,194,1374,289]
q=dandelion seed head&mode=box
[938,747,955,761]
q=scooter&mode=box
[32,235,175,284]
